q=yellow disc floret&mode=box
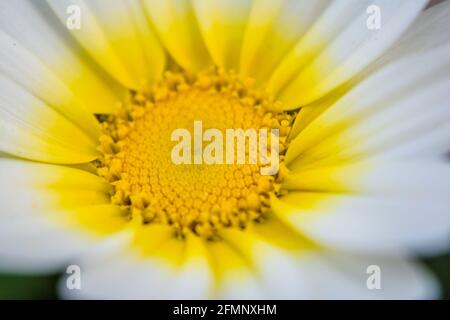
[96,68,293,239]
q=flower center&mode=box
[96,68,293,238]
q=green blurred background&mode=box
[0,253,449,299]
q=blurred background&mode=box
[0,0,449,299]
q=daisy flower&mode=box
[1,0,450,299]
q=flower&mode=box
[0,0,450,299]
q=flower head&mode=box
[0,0,450,299]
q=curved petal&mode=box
[218,219,314,299]
[268,0,427,109]
[143,0,212,72]
[240,0,329,85]
[286,44,450,166]
[281,46,450,255]
[0,0,122,114]
[192,0,252,70]
[373,122,450,161]
[285,162,450,201]
[300,251,439,299]
[221,219,438,299]
[271,191,450,256]
[60,226,217,299]
[0,74,99,163]
[0,31,100,140]
[287,1,450,141]
[0,159,127,273]
[61,218,306,299]
[57,212,440,298]
[364,0,450,76]
[47,0,166,89]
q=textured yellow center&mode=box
[96,69,293,238]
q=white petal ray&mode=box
[60,227,216,300]
[270,0,427,109]
[240,0,329,85]
[0,30,100,140]
[0,74,99,163]
[300,251,439,299]
[60,233,175,299]
[0,159,118,273]
[64,219,440,299]
[289,76,450,169]
[289,0,450,131]
[272,192,450,256]
[268,0,372,97]
[373,122,450,161]
[205,238,264,299]
[364,0,450,76]
[286,44,450,166]
[286,161,450,201]
[220,227,310,299]
[46,0,166,89]
[167,234,214,299]
[0,0,122,114]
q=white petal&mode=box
[269,0,427,108]
[0,0,122,113]
[366,0,450,75]
[284,161,450,255]
[168,234,215,299]
[374,122,450,161]
[272,192,450,256]
[301,251,439,299]
[58,214,440,298]
[286,161,450,201]
[59,231,173,299]
[0,159,118,273]
[240,0,329,85]
[0,74,99,163]
[0,30,100,140]
[286,44,450,166]
[288,1,450,136]
[206,239,265,299]
[61,227,215,299]
[46,0,166,89]
[268,0,371,99]
[220,226,311,299]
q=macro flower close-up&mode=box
[1,0,450,300]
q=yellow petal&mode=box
[0,75,99,163]
[240,0,328,85]
[143,0,211,72]
[47,0,166,90]
[193,0,252,70]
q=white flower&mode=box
[0,0,449,299]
